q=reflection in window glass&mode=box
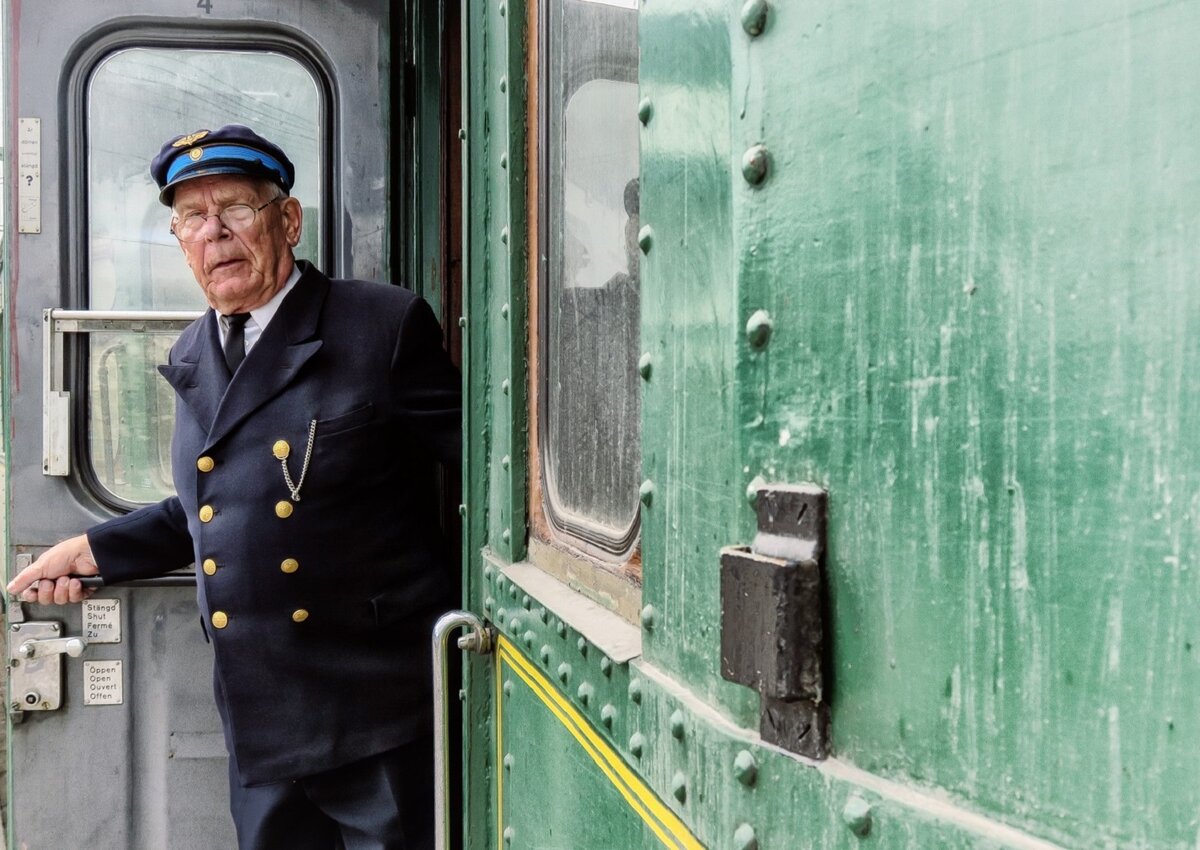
[86,48,322,503]
[544,0,640,547]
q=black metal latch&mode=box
[720,484,829,759]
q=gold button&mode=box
[197,456,215,473]
[211,611,228,629]
[280,558,299,574]
[291,609,309,623]
[202,558,218,576]
[275,501,294,519]
[272,440,290,460]
[199,505,215,522]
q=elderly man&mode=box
[7,125,460,849]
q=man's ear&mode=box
[281,197,303,248]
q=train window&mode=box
[537,0,641,559]
[85,48,322,504]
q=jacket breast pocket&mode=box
[316,402,375,437]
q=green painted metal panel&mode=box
[464,0,1200,847]
[637,0,760,729]
[733,1,1200,847]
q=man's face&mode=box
[171,175,303,314]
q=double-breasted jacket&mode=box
[87,262,461,786]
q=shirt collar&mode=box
[248,262,301,333]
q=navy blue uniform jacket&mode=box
[86,262,461,786]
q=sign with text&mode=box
[83,660,123,706]
[83,598,122,644]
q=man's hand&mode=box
[6,534,99,605]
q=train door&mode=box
[3,3,396,847]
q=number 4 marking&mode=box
[197,0,213,12]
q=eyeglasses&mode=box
[171,198,283,243]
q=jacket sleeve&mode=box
[391,294,463,470]
[87,496,195,583]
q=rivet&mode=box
[509,582,519,599]
[500,226,509,245]
[577,682,594,706]
[734,823,758,850]
[556,621,568,638]
[499,0,506,15]
[670,709,685,740]
[501,379,510,395]
[522,594,532,610]
[540,645,552,665]
[671,772,687,803]
[10,624,19,632]
[502,528,512,543]
[484,596,495,612]
[638,225,654,254]
[638,352,653,380]
[458,315,466,328]
[503,753,515,770]
[523,630,536,647]
[734,750,758,786]
[484,565,494,580]
[461,501,469,516]
[628,679,643,704]
[639,480,654,507]
[501,302,510,319]
[745,309,773,349]
[742,144,771,186]
[601,704,616,727]
[497,575,508,590]
[510,618,522,632]
[458,127,466,141]
[496,608,507,623]
[576,636,588,657]
[500,152,508,168]
[538,607,549,624]
[746,475,765,504]
[600,656,613,677]
[503,826,515,844]
[843,795,873,837]
[499,76,507,93]
[557,662,572,684]
[503,679,514,697]
[637,97,653,125]
[641,605,657,631]
[740,0,769,36]
[629,733,645,757]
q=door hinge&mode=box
[720,484,830,759]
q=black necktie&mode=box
[223,313,251,374]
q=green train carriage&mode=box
[3,0,1197,848]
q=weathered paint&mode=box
[463,0,1199,847]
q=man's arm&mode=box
[7,497,194,605]
[6,534,98,604]
[391,294,463,469]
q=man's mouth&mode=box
[208,258,244,274]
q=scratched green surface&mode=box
[725,1,1197,846]
[466,0,1199,847]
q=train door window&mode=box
[84,47,322,505]
[534,0,640,581]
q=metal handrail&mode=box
[431,611,492,850]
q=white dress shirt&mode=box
[217,263,302,354]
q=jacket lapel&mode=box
[203,264,329,451]
[158,312,228,433]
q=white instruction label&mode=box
[83,660,123,706]
[83,598,122,644]
[18,117,41,234]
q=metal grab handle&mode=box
[432,611,493,850]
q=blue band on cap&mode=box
[165,144,287,185]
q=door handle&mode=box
[15,636,87,659]
[431,611,493,850]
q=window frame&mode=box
[527,0,643,608]
[65,25,335,513]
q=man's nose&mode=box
[199,213,230,241]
